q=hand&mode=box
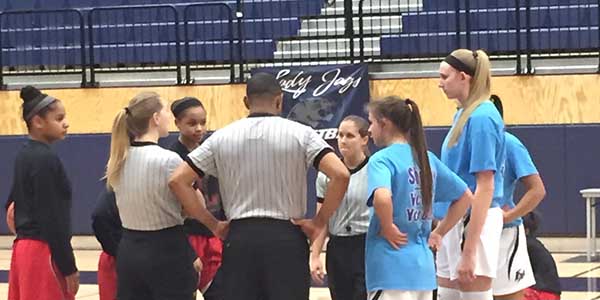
[310,255,325,285]
[6,201,15,235]
[291,218,324,245]
[379,223,407,249]
[65,271,80,296]
[212,221,230,240]
[501,205,513,224]
[456,253,476,284]
[193,257,203,273]
[428,230,442,252]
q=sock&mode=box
[437,287,461,300]
[460,289,493,300]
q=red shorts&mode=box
[188,235,223,291]
[524,288,561,300]
[8,239,74,300]
[98,251,117,300]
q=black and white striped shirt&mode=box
[316,157,370,236]
[113,142,184,231]
[186,113,332,220]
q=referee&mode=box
[169,72,350,300]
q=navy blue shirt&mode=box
[91,188,122,257]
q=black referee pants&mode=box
[221,218,310,300]
[116,226,198,300]
[326,234,367,300]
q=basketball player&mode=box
[436,49,506,300]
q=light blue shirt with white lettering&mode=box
[366,143,467,291]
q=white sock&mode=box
[460,289,493,300]
[437,287,461,300]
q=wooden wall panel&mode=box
[0,84,248,135]
[369,74,600,126]
[0,74,598,135]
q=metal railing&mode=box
[0,0,597,88]
[88,5,182,85]
[356,0,599,74]
[183,3,239,83]
[0,9,86,87]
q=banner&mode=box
[252,64,370,216]
[253,63,370,140]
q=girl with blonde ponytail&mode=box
[436,49,507,300]
[105,92,207,300]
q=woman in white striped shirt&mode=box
[310,115,371,300]
[105,92,208,300]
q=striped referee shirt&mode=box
[316,157,370,236]
[186,113,332,220]
[113,142,185,231]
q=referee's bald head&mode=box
[246,73,283,102]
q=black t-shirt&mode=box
[527,235,562,295]
[170,134,225,236]
[10,140,77,276]
[91,188,122,257]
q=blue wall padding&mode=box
[0,124,598,235]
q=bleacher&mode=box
[381,0,599,58]
[0,0,597,86]
[0,0,323,69]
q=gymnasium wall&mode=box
[0,74,598,235]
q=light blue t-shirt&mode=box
[441,101,506,208]
[366,143,468,291]
[502,132,538,228]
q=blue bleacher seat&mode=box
[402,6,598,33]
[381,27,599,57]
[423,0,599,11]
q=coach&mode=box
[169,72,350,300]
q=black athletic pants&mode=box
[326,233,367,300]
[116,226,198,300]
[221,218,310,300]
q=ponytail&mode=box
[105,92,164,189]
[490,94,503,119]
[405,99,433,216]
[368,96,433,216]
[446,49,492,147]
[106,109,130,189]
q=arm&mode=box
[92,216,120,257]
[169,163,222,235]
[462,171,494,257]
[6,200,15,235]
[373,188,407,249]
[6,191,15,234]
[373,189,395,231]
[309,203,328,284]
[503,174,545,224]
[293,152,348,243]
[310,172,328,259]
[34,162,77,277]
[433,189,473,237]
[91,190,121,257]
[313,152,350,228]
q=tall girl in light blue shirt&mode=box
[437,49,506,300]
[365,96,473,300]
